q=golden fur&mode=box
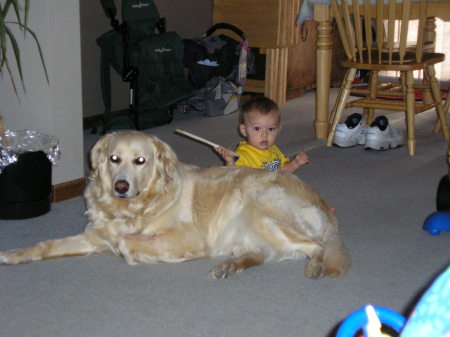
[0,131,350,278]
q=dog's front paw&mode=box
[0,253,9,265]
[304,259,324,279]
[209,260,238,279]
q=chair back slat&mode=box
[387,0,396,64]
[375,0,384,64]
[398,0,412,63]
[331,0,353,60]
[342,1,357,61]
[352,0,364,63]
[363,0,373,64]
[415,0,428,62]
[330,0,431,66]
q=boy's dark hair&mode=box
[239,96,280,124]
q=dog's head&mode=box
[89,131,178,199]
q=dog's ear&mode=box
[89,132,115,171]
[152,138,178,181]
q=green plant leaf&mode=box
[1,1,21,23]
[1,1,48,94]
[11,0,22,25]
[24,0,29,29]
[6,21,49,84]
[4,57,20,97]
[4,24,24,85]
[21,23,48,83]
[0,2,6,69]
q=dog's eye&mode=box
[110,154,121,163]
[134,157,146,165]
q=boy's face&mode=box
[239,109,281,151]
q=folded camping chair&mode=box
[97,0,194,132]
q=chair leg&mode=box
[326,68,357,147]
[400,72,406,99]
[405,71,416,156]
[328,81,345,124]
[427,65,449,141]
[421,70,434,105]
[365,70,378,124]
[433,119,440,134]
[444,88,450,113]
[400,72,408,133]
[437,88,450,132]
[328,67,354,127]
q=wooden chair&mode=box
[326,0,449,156]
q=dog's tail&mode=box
[0,232,104,265]
[322,223,351,277]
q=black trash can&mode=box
[0,151,52,219]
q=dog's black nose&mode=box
[115,180,129,194]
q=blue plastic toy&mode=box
[336,305,406,337]
[423,211,450,235]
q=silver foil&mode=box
[0,130,61,174]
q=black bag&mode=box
[183,23,254,89]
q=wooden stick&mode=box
[0,116,8,147]
[175,129,239,160]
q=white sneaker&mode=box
[333,113,367,147]
[365,116,404,151]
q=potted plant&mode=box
[0,0,59,219]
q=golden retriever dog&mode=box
[0,130,350,279]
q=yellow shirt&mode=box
[235,141,289,171]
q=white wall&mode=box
[0,0,84,185]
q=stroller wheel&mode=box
[436,175,450,211]
[168,107,174,122]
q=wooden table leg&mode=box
[314,5,333,139]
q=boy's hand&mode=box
[294,152,309,167]
[282,152,309,173]
[215,146,236,166]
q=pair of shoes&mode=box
[332,113,404,150]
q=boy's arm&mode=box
[282,152,309,173]
[214,146,236,166]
